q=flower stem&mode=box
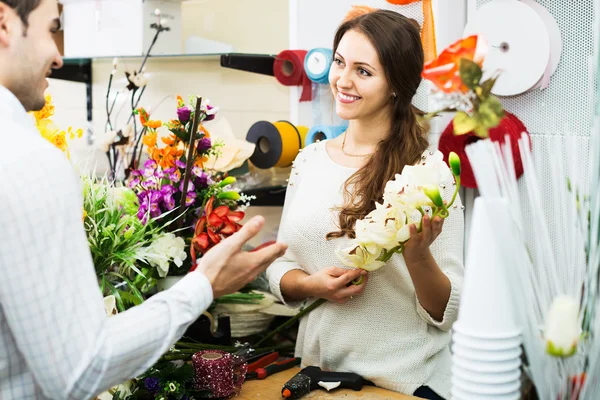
[254,298,327,348]
[448,177,461,208]
[178,97,203,229]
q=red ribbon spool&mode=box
[274,50,313,102]
[438,112,531,189]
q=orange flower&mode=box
[150,145,184,169]
[136,107,162,129]
[198,124,210,138]
[161,134,180,146]
[422,35,481,94]
[145,119,162,129]
[194,156,208,169]
[167,120,182,130]
[142,131,157,148]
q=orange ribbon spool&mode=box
[385,0,438,63]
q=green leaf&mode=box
[453,111,478,135]
[478,96,505,129]
[118,290,143,307]
[105,281,126,312]
[459,58,483,91]
[109,272,146,306]
[479,75,499,99]
[474,125,490,138]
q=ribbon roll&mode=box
[274,50,313,102]
[246,120,302,169]
[304,125,347,147]
[296,125,310,148]
[192,350,247,398]
[304,48,333,84]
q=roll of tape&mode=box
[296,125,310,148]
[463,0,550,96]
[246,121,302,169]
[274,50,313,102]
[304,125,347,147]
[305,48,333,84]
[192,350,247,398]
[273,120,301,168]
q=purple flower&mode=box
[185,191,197,206]
[144,159,157,170]
[155,168,165,179]
[143,167,155,179]
[141,177,157,189]
[163,194,175,210]
[165,167,181,183]
[204,104,216,121]
[128,176,141,188]
[179,181,195,193]
[177,106,192,123]
[161,184,175,196]
[195,172,209,188]
[196,137,212,153]
[144,377,160,393]
[176,159,187,169]
[137,206,147,222]
[192,166,204,177]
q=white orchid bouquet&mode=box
[255,151,463,348]
[335,151,462,274]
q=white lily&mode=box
[356,203,410,250]
[544,295,581,357]
[401,150,453,187]
[103,295,118,317]
[383,174,433,211]
[140,233,187,277]
[335,243,384,271]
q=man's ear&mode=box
[0,3,15,47]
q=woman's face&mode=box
[329,29,393,122]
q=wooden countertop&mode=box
[237,367,423,399]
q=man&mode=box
[0,0,287,398]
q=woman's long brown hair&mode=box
[327,10,429,239]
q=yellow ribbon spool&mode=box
[273,121,302,168]
[296,125,310,148]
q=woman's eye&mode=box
[334,57,343,66]
[358,68,371,77]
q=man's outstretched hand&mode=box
[196,216,287,298]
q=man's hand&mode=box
[196,216,287,298]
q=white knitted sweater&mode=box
[266,140,464,399]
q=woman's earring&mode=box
[392,92,397,98]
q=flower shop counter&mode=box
[238,367,423,399]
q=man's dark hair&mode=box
[0,0,42,28]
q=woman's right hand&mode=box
[302,267,369,304]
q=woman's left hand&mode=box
[403,215,444,262]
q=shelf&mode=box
[52,58,92,83]
[56,52,276,84]
[243,185,287,207]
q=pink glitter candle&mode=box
[192,350,248,398]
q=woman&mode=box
[266,9,464,400]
